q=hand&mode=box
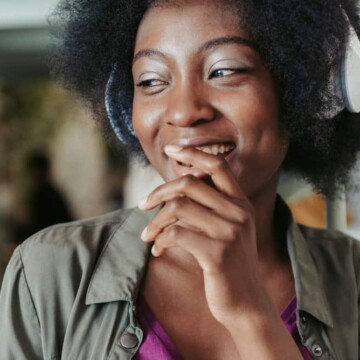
[138,145,268,324]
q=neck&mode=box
[250,179,289,267]
[250,191,293,297]
[252,193,278,259]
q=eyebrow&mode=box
[199,36,258,53]
[133,49,166,65]
[132,36,258,65]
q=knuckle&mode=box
[179,174,197,190]
[234,208,248,223]
[168,196,187,213]
[223,223,239,240]
[233,205,253,225]
[166,224,181,239]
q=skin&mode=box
[132,1,302,359]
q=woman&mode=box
[1,0,360,359]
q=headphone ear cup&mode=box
[340,25,360,113]
[105,64,137,144]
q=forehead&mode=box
[135,0,245,51]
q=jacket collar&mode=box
[278,198,334,328]
[86,197,334,328]
[85,207,157,305]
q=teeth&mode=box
[175,143,235,167]
[196,143,235,156]
[201,146,212,154]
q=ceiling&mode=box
[0,0,59,80]
[1,0,58,28]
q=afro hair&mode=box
[50,0,360,195]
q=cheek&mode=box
[249,83,279,126]
[226,92,280,140]
[132,103,152,135]
[219,75,279,130]
[224,85,283,165]
[132,100,157,144]
[132,99,164,164]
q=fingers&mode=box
[149,225,227,273]
[139,174,251,222]
[142,190,254,263]
[141,196,241,242]
[164,145,244,198]
[138,145,255,260]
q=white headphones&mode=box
[341,21,360,113]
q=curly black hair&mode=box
[50,0,360,196]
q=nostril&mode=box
[166,117,212,127]
[177,160,193,167]
[164,98,217,128]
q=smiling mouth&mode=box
[177,142,236,167]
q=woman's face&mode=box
[132,0,287,198]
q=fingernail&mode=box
[138,196,148,209]
[151,244,158,257]
[164,145,183,153]
[141,226,148,240]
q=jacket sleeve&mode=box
[0,246,43,359]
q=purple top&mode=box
[280,296,313,360]
[136,296,182,360]
[136,295,313,360]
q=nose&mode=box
[163,83,216,128]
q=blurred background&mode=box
[0,0,163,284]
[0,0,360,285]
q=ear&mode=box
[105,63,137,144]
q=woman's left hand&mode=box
[139,145,269,326]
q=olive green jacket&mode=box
[0,200,359,359]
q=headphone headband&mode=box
[341,22,360,113]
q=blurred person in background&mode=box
[0,150,73,286]
[14,149,73,240]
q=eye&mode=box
[135,77,169,95]
[209,68,247,79]
[136,79,168,88]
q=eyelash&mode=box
[135,68,248,89]
[136,79,167,88]
[209,68,247,79]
